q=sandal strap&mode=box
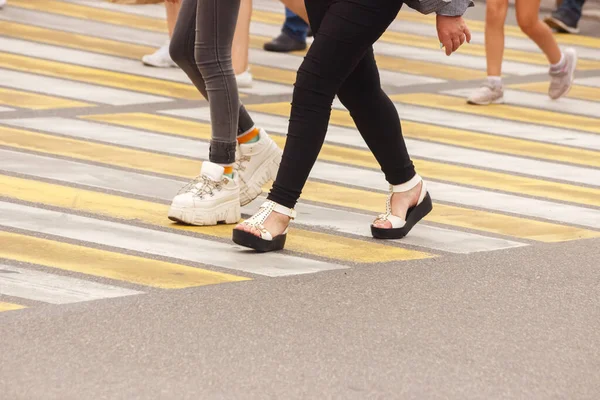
[241,200,295,241]
[391,174,422,193]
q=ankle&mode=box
[238,127,260,144]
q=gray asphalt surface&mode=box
[1,1,599,399]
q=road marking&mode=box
[0,150,527,254]
[444,88,600,118]
[578,77,600,88]
[390,93,600,134]
[0,174,431,264]
[0,107,14,112]
[3,131,596,243]
[0,264,142,304]
[0,52,200,99]
[0,302,26,312]
[0,87,91,110]
[0,69,170,106]
[9,0,166,32]
[508,83,600,102]
[243,104,600,200]
[0,231,248,289]
[0,202,350,277]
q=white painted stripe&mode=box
[0,264,142,304]
[0,69,170,106]
[2,117,206,160]
[443,88,600,118]
[372,42,547,76]
[62,0,166,19]
[578,77,600,88]
[386,102,600,151]
[0,150,526,254]
[0,201,347,277]
[0,106,14,112]
[163,107,600,187]
[0,8,167,47]
[239,80,293,96]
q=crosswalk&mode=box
[1,0,599,313]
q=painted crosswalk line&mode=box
[0,302,27,313]
[0,87,91,110]
[0,230,248,289]
[0,174,431,264]
[578,77,600,87]
[508,83,600,102]
[0,149,527,254]
[0,264,142,305]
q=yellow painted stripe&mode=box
[252,9,600,52]
[0,174,432,263]
[10,0,166,32]
[0,301,27,312]
[0,52,201,100]
[244,103,600,208]
[249,35,489,81]
[391,93,600,135]
[82,113,599,242]
[0,88,91,110]
[0,21,153,60]
[509,82,600,102]
[0,231,247,289]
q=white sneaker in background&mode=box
[236,68,253,88]
[142,41,177,68]
[0,0,6,9]
[549,48,577,100]
[236,129,282,206]
[168,162,241,226]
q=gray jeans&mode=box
[170,0,255,164]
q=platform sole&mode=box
[232,229,287,253]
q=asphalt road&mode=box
[1,0,599,398]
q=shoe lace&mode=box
[179,175,223,199]
[234,154,251,172]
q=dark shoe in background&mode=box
[544,9,580,34]
[263,32,307,53]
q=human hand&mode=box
[436,15,471,56]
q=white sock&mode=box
[551,52,565,70]
[487,76,502,86]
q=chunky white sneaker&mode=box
[467,81,504,105]
[236,68,253,88]
[168,162,241,226]
[549,48,577,100]
[142,41,177,68]
[235,129,282,206]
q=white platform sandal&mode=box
[232,200,296,252]
[371,174,433,239]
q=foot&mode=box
[372,182,423,229]
[168,161,241,226]
[235,129,283,206]
[236,68,253,88]
[142,41,177,68]
[467,80,504,105]
[544,10,580,34]
[234,208,291,239]
[263,32,307,53]
[549,48,577,100]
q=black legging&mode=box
[267,0,416,209]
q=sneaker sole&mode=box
[168,199,241,226]
[467,96,504,105]
[544,17,580,34]
[239,146,283,206]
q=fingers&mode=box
[452,37,461,52]
[442,39,453,56]
[464,26,472,43]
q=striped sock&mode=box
[221,164,234,178]
[238,127,260,144]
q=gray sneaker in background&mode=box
[548,48,577,100]
[467,81,504,105]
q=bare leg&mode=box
[485,0,508,76]
[516,0,561,64]
[233,0,252,75]
[166,0,182,38]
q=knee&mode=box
[516,11,539,33]
[194,47,232,75]
[485,0,508,24]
